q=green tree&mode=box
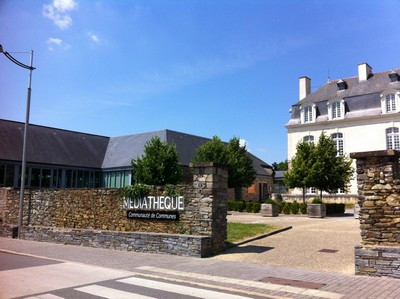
[272,160,288,171]
[192,136,228,165]
[312,132,354,198]
[132,136,182,185]
[193,136,256,200]
[284,141,316,203]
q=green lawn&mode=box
[226,222,279,244]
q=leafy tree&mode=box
[312,132,354,198]
[272,160,288,171]
[284,141,316,203]
[284,132,354,202]
[193,136,256,200]
[193,136,228,165]
[132,136,182,185]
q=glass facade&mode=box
[102,170,132,188]
[0,162,107,189]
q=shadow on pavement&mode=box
[224,245,274,254]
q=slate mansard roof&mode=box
[286,67,400,127]
[0,119,272,176]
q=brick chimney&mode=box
[299,76,311,101]
[358,63,372,81]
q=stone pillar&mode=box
[190,163,228,255]
[350,150,400,278]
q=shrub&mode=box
[282,203,291,214]
[264,199,276,205]
[276,201,284,213]
[237,201,246,212]
[252,202,261,213]
[311,197,323,204]
[227,200,236,211]
[245,202,254,213]
[299,203,307,214]
[118,183,151,199]
[291,201,300,214]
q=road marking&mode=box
[25,295,64,299]
[75,285,156,299]
[119,276,253,299]
[135,266,343,299]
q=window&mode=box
[306,187,316,194]
[387,127,400,150]
[303,135,314,144]
[327,98,345,120]
[381,90,399,114]
[337,188,345,194]
[386,94,396,113]
[332,101,341,119]
[331,133,344,156]
[304,106,313,123]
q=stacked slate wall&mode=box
[351,150,400,278]
[0,163,228,257]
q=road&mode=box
[0,252,266,299]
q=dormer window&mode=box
[389,71,400,82]
[304,106,312,122]
[300,104,316,124]
[336,79,347,91]
[386,94,396,112]
[327,98,345,120]
[380,90,399,114]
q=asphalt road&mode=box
[0,252,266,299]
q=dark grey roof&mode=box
[287,68,400,126]
[1,119,272,177]
[0,119,109,168]
[103,129,272,177]
[298,68,400,105]
[274,170,286,180]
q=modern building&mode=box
[0,119,273,201]
[285,63,400,202]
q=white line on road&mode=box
[24,295,64,299]
[75,285,156,299]
[135,266,343,299]
[118,276,254,299]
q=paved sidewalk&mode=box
[1,238,400,298]
[220,212,361,274]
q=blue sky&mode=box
[1,0,399,165]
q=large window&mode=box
[306,187,316,194]
[386,94,396,113]
[304,106,313,123]
[332,101,341,119]
[331,133,344,156]
[303,135,314,144]
[387,127,400,150]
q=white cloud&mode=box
[43,0,77,30]
[87,32,100,43]
[239,139,247,148]
[46,37,70,51]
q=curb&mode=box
[227,226,292,248]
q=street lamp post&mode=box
[0,44,35,238]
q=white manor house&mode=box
[285,63,400,202]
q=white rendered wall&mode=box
[287,114,400,195]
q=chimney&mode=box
[358,63,372,81]
[299,76,311,101]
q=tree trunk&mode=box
[320,189,323,199]
[234,187,242,201]
[302,187,306,203]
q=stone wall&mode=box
[0,163,228,257]
[350,150,400,278]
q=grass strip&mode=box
[226,222,278,244]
